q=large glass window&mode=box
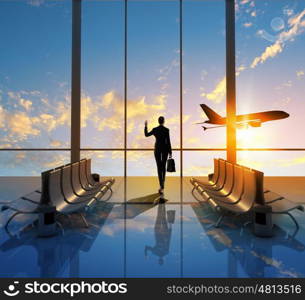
[236,0,305,149]
[0,151,70,176]
[183,0,226,149]
[127,0,180,149]
[238,151,305,176]
[2,0,304,178]
[0,0,71,149]
[81,0,124,148]
[235,0,305,175]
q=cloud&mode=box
[250,11,256,17]
[277,156,305,167]
[184,165,212,176]
[243,22,253,28]
[0,143,12,148]
[251,42,283,68]
[296,70,305,78]
[0,106,5,128]
[101,91,116,109]
[251,9,305,69]
[19,98,32,111]
[158,59,179,82]
[81,95,98,128]
[201,77,226,103]
[0,90,71,146]
[236,65,246,76]
[200,65,245,104]
[27,0,45,7]
[42,153,68,169]
[50,140,63,148]
[95,90,167,133]
[7,91,34,112]
[284,8,294,17]
[9,112,40,139]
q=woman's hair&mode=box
[158,116,165,125]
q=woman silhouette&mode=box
[144,116,172,194]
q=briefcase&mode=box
[166,158,176,172]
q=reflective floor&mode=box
[1,176,305,278]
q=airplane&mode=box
[196,104,289,131]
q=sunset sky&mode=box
[0,0,305,176]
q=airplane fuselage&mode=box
[205,110,289,125]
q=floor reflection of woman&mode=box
[145,203,174,265]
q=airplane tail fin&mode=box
[200,104,223,123]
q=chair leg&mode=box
[55,220,65,236]
[79,213,89,228]
[243,221,252,227]
[286,212,299,231]
[5,212,22,237]
[214,214,225,228]
[265,197,284,204]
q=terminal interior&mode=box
[1,0,305,278]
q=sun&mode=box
[237,126,265,148]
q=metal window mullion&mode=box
[179,0,183,177]
[225,0,237,163]
[124,0,128,178]
[124,0,128,278]
[71,0,82,163]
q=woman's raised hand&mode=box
[144,120,148,127]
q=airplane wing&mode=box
[236,119,262,128]
[236,118,261,124]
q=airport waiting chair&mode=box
[79,159,93,191]
[50,168,114,226]
[1,159,115,235]
[71,162,100,197]
[207,164,244,205]
[191,163,244,204]
[208,158,220,186]
[206,168,257,227]
[191,163,243,203]
[1,169,54,212]
[191,160,305,230]
[206,158,220,187]
[85,158,99,187]
[268,198,304,229]
[1,192,41,213]
[202,159,227,192]
[252,169,304,229]
[61,165,97,204]
[205,161,235,197]
[79,159,113,193]
[193,158,221,188]
[49,169,94,227]
[64,162,114,202]
[1,169,53,236]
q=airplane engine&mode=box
[249,121,261,127]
